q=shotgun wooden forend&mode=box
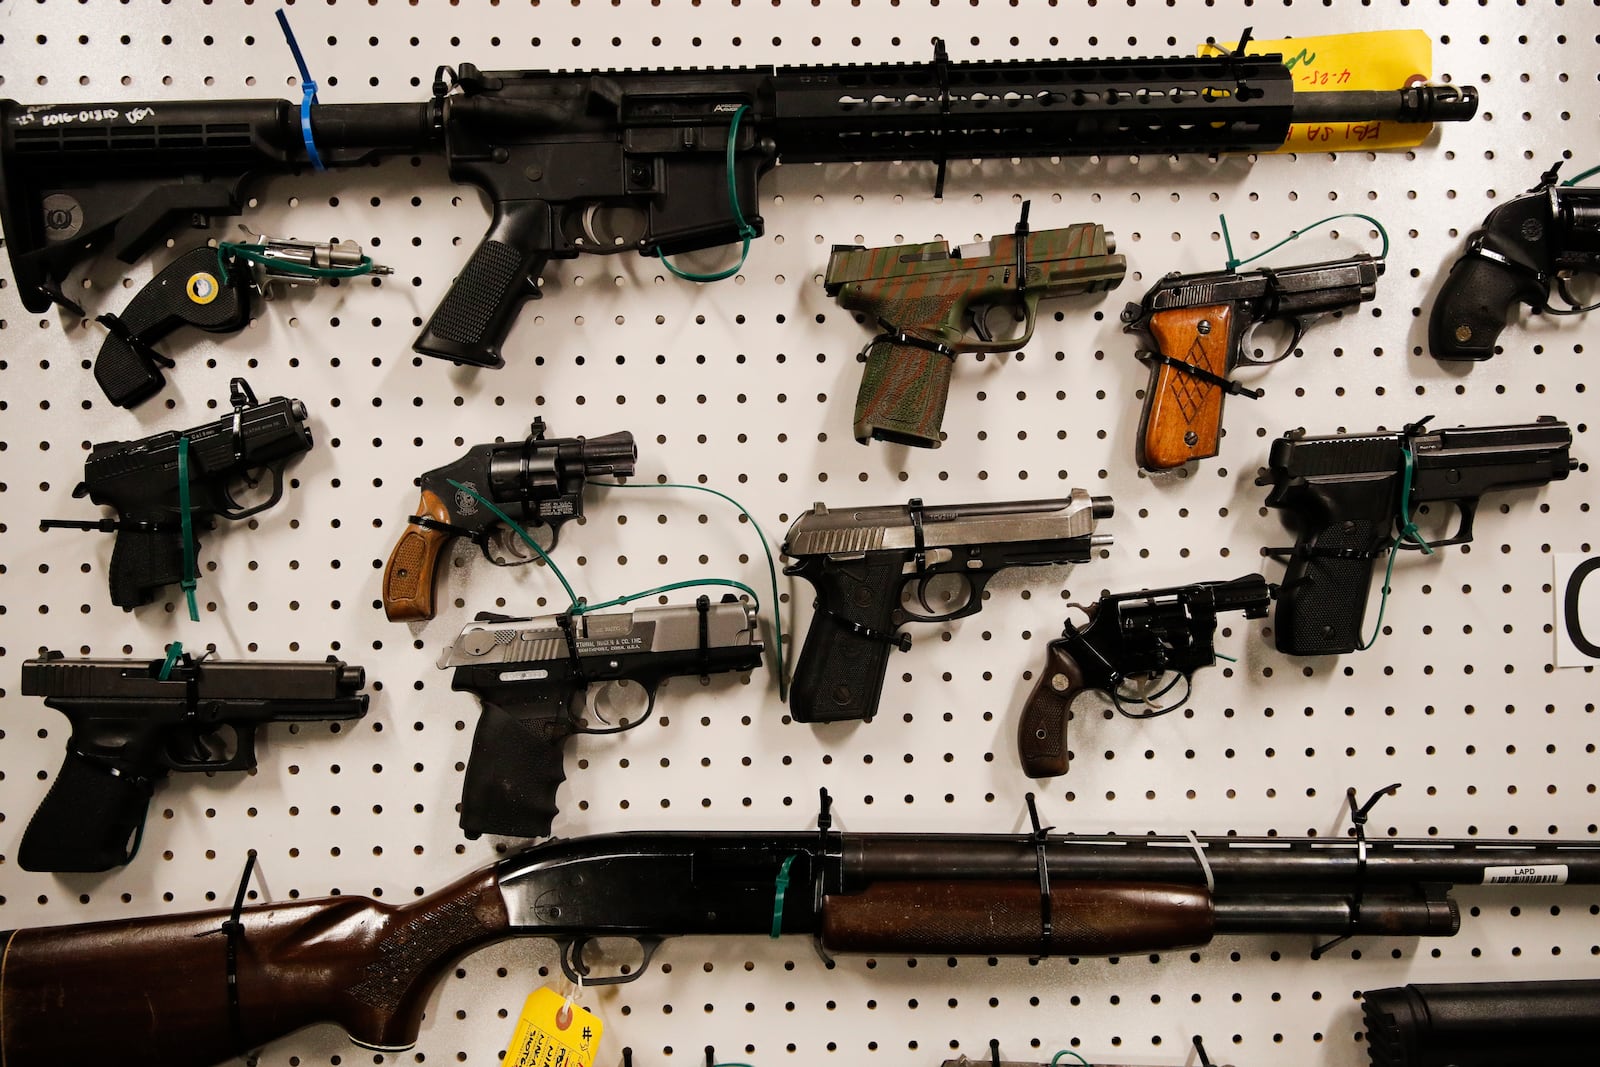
[0,869,511,1067]
[1137,303,1238,471]
[819,881,1214,955]
[383,488,455,621]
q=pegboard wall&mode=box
[0,3,1597,1065]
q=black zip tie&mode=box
[407,513,484,539]
[193,850,259,1058]
[989,1038,1002,1067]
[1011,200,1032,293]
[868,318,957,360]
[814,605,913,650]
[622,1049,634,1067]
[1311,783,1401,959]
[1024,792,1054,959]
[908,498,928,574]
[705,1045,716,1067]
[1145,349,1265,399]
[94,312,176,369]
[930,38,951,199]
[1194,1035,1215,1067]
[695,594,712,679]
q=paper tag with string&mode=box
[1198,30,1436,152]
[501,982,604,1067]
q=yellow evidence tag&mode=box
[503,987,604,1067]
[1199,30,1436,152]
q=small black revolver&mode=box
[18,649,368,872]
[1259,416,1577,655]
[383,417,637,621]
[1430,162,1600,360]
[41,377,312,611]
[1016,575,1274,778]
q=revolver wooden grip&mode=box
[1017,641,1085,778]
[382,489,453,622]
[1137,303,1235,471]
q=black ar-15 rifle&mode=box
[0,35,1475,371]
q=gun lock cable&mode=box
[1356,442,1435,651]
[1049,1052,1091,1066]
[657,105,758,282]
[214,242,379,286]
[446,480,780,701]
[1218,211,1390,271]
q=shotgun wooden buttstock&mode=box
[383,488,454,621]
[1137,303,1235,471]
[820,880,1213,956]
[0,869,510,1067]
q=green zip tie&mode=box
[770,854,796,938]
[446,479,581,608]
[177,436,200,622]
[1214,651,1239,663]
[1050,1052,1091,1067]
[1219,211,1390,271]
[447,480,773,688]
[1561,163,1600,186]
[1356,445,1435,651]
[592,480,787,701]
[658,104,757,282]
[215,241,377,287]
[578,577,761,616]
[157,641,185,680]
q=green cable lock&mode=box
[215,241,378,286]
[1356,445,1435,651]
[658,105,757,282]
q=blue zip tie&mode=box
[275,9,325,171]
[157,641,185,681]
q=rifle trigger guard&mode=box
[558,935,658,986]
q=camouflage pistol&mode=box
[825,202,1125,448]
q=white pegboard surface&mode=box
[1,4,1597,1066]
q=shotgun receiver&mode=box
[1017,574,1274,778]
[11,790,1600,1067]
[16,649,367,872]
[442,597,764,838]
[784,493,1113,723]
[0,43,1475,370]
[1259,416,1577,655]
[1121,254,1382,472]
[382,418,636,621]
[825,204,1125,447]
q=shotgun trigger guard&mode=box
[557,935,660,986]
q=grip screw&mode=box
[1197,319,1212,335]
[1050,673,1069,692]
[1455,324,1473,343]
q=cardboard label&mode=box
[503,987,604,1067]
[1199,30,1436,151]
[1555,555,1600,668]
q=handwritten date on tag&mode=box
[1199,30,1436,152]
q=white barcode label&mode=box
[1482,864,1568,885]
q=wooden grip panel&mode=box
[1016,642,1086,779]
[0,870,510,1067]
[820,880,1214,956]
[1139,303,1235,471]
[383,489,453,621]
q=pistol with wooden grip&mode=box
[1259,416,1577,656]
[16,649,367,872]
[825,203,1125,448]
[1017,574,1274,779]
[783,492,1114,724]
[382,418,636,621]
[1429,162,1600,360]
[441,597,763,838]
[1121,254,1382,472]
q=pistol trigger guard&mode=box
[217,464,283,521]
[1551,274,1600,315]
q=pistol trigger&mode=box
[558,937,593,983]
[970,305,995,344]
[915,572,938,615]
